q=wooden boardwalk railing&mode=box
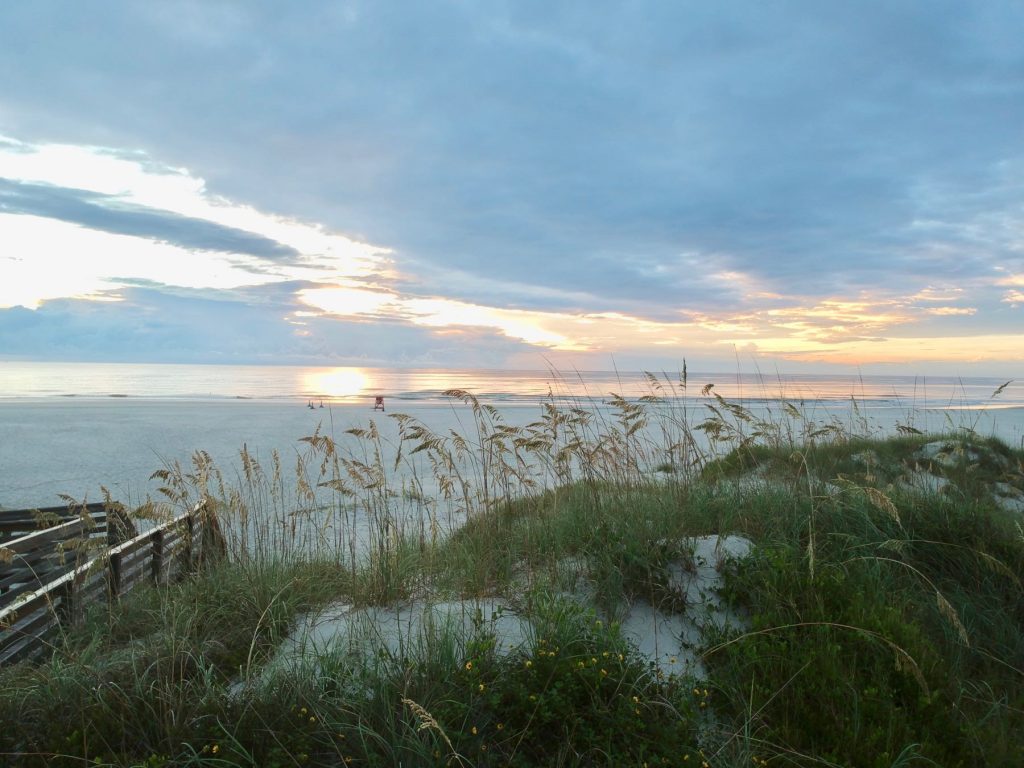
[0,500,137,545]
[0,502,138,607]
[0,501,217,665]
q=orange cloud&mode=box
[996,274,1024,287]
[298,278,1023,367]
[738,333,1024,365]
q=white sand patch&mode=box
[268,598,532,672]
[262,535,753,684]
[618,535,752,678]
[898,471,951,495]
[914,441,982,467]
[992,482,1024,514]
[717,466,791,495]
[850,450,880,466]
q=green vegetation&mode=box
[1,382,1023,767]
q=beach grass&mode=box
[1,377,1022,767]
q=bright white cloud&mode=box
[0,136,204,200]
[0,213,294,308]
[924,306,977,316]
[298,285,399,317]
[911,286,964,302]
[0,137,391,308]
[402,297,576,348]
[297,286,580,348]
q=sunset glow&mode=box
[303,367,369,399]
[0,5,1020,375]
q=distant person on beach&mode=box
[374,396,385,411]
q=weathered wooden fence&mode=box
[0,501,137,546]
[0,501,217,665]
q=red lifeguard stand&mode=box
[373,395,385,411]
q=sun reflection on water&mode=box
[304,368,369,400]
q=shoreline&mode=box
[2,398,1023,510]
[2,361,1022,407]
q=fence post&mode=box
[151,529,165,586]
[183,513,194,571]
[108,551,122,600]
[54,579,76,627]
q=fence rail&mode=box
[0,501,136,545]
[0,501,216,665]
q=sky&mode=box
[0,1,1022,374]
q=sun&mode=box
[304,368,369,400]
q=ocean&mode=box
[1,362,1022,509]
[2,362,1022,407]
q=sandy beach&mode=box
[2,396,1023,511]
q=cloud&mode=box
[0,288,538,368]
[1,3,1023,372]
[0,138,394,311]
[0,137,390,280]
[911,287,964,302]
[923,306,976,316]
[0,213,301,308]
[0,178,300,261]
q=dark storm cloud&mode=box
[0,179,300,261]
